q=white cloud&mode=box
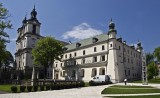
[62,23,103,40]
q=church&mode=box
[15,7,144,83]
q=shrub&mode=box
[79,81,85,87]
[46,85,50,90]
[51,85,55,90]
[89,80,94,86]
[27,86,33,92]
[33,86,38,92]
[20,86,26,92]
[11,86,17,93]
[40,85,44,91]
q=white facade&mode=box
[15,7,42,71]
[54,20,143,83]
[15,8,143,83]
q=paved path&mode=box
[1,83,160,98]
[0,84,113,98]
[0,91,8,94]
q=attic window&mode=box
[76,43,81,48]
[92,37,98,43]
[63,47,68,51]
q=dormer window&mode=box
[32,25,36,34]
[76,43,81,48]
[92,37,98,43]
[63,47,68,51]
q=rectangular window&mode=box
[56,64,57,67]
[74,52,76,57]
[101,55,105,61]
[83,50,85,55]
[63,71,66,77]
[94,47,97,52]
[102,45,105,50]
[124,57,126,62]
[32,25,36,34]
[128,70,130,76]
[110,44,112,47]
[93,56,97,62]
[65,54,67,59]
[119,46,121,50]
[80,69,85,77]
[82,58,85,64]
[69,54,72,58]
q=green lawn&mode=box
[111,85,153,88]
[131,78,160,84]
[0,85,13,92]
[101,85,160,94]
[110,95,160,98]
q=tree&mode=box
[154,47,160,62]
[0,3,12,67]
[32,36,64,79]
[147,61,159,79]
[146,52,154,65]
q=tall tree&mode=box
[147,61,159,79]
[0,3,12,67]
[32,36,64,79]
[154,47,160,62]
[146,52,154,65]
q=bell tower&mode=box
[24,5,41,35]
[15,6,43,79]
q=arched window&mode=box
[92,68,97,77]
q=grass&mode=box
[101,85,160,94]
[111,85,153,88]
[0,85,13,92]
[109,95,160,98]
[131,78,160,84]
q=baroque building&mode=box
[15,7,144,83]
[54,20,143,83]
[15,6,43,78]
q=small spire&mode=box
[34,3,35,10]
[109,18,115,30]
[22,13,27,24]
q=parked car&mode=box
[92,75,110,83]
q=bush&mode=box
[51,85,55,90]
[79,81,85,87]
[20,86,26,92]
[27,86,33,92]
[40,85,44,91]
[33,86,38,92]
[46,85,50,90]
[11,86,17,93]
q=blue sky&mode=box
[1,0,160,56]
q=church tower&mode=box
[15,6,43,78]
[108,19,117,39]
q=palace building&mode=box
[54,20,143,83]
[15,7,144,83]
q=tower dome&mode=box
[30,5,37,19]
[109,19,115,30]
